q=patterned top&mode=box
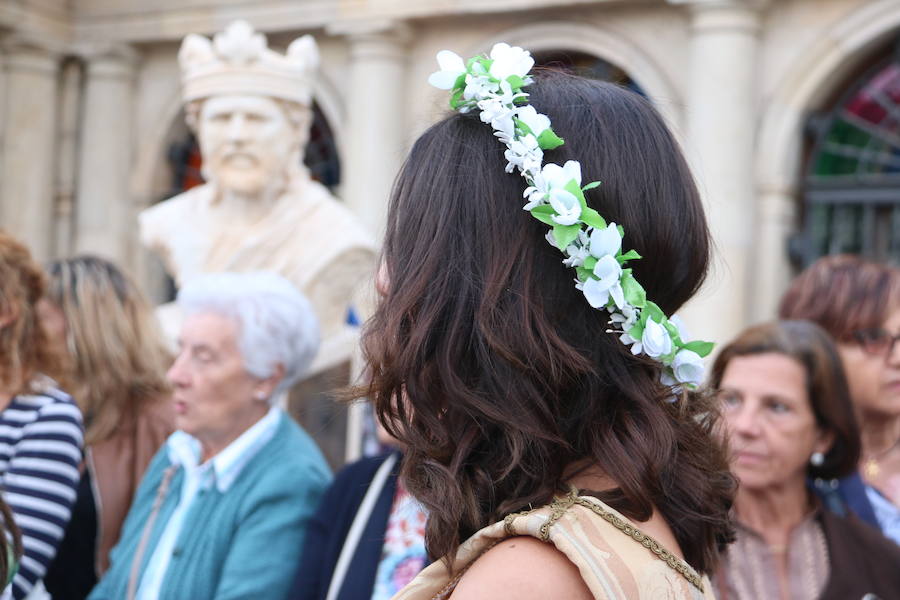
[0,383,83,600]
[714,512,829,600]
[391,490,713,600]
[371,481,428,600]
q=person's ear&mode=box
[253,363,286,402]
[813,428,835,457]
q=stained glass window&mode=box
[800,46,900,266]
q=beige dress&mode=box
[392,490,714,600]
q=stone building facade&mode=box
[2,0,898,391]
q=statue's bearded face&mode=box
[197,94,303,196]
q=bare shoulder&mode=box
[450,536,593,600]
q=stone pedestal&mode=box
[74,44,137,262]
[673,0,765,345]
[0,38,59,260]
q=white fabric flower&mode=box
[504,134,542,174]
[610,304,638,331]
[549,189,581,226]
[489,43,535,81]
[523,161,581,206]
[477,80,520,130]
[516,105,551,137]
[582,255,623,308]
[642,318,672,359]
[619,332,643,355]
[589,222,622,259]
[463,74,497,102]
[672,349,704,386]
[562,242,590,267]
[478,96,516,136]
[428,50,466,89]
[542,161,582,188]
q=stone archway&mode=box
[478,21,683,129]
[753,0,900,320]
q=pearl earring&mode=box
[810,452,825,467]
[254,392,267,401]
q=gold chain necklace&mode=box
[863,438,900,479]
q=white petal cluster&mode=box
[428,43,711,389]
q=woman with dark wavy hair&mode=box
[359,47,734,599]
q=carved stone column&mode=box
[327,21,411,461]
[54,59,83,256]
[0,37,60,260]
[330,19,411,239]
[670,0,766,344]
[74,44,137,263]
[752,182,796,321]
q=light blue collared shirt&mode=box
[135,406,283,600]
[867,484,900,546]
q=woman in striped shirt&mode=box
[0,231,83,599]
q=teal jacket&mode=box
[89,413,331,600]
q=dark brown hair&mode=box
[779,254,900,341]
[361,72,735,573]
[0,231,61,394]
[710,320,861,480]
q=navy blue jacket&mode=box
[289,452,402,600]
[812,470,880,530]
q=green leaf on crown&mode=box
[582,181,602,191]
[683,340,715,358]
[537,128,565,150]
[563,180,587,210]
[617,225,625,238]
[580,208,606,230]
[641,302,665,327]
[453,73,467,92]
[507,74,525,90]
[575,266,592,282]
[583,256,598,271]
[617,249,641,264]
[450,89,465,110]
[515,118,534,137]
[628,322,645,341]
[553,223,581,251]
[620,270,647,308]
[529,205,557,226]
[664,320,681,344]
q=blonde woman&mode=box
[39,256,174,599]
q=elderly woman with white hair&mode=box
[89,272,332,600]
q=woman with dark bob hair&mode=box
[780,255,900,543]
[359,48,734,598]
[711,320,900,600]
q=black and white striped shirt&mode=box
[0,383,83,600]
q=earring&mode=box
[253,391,267,401]
[810,452,825,467]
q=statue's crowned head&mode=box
[178,21,320,196]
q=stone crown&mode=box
[178,20,319,105]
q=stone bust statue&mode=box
[140,21,376,373]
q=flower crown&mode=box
[428,43,713,388]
